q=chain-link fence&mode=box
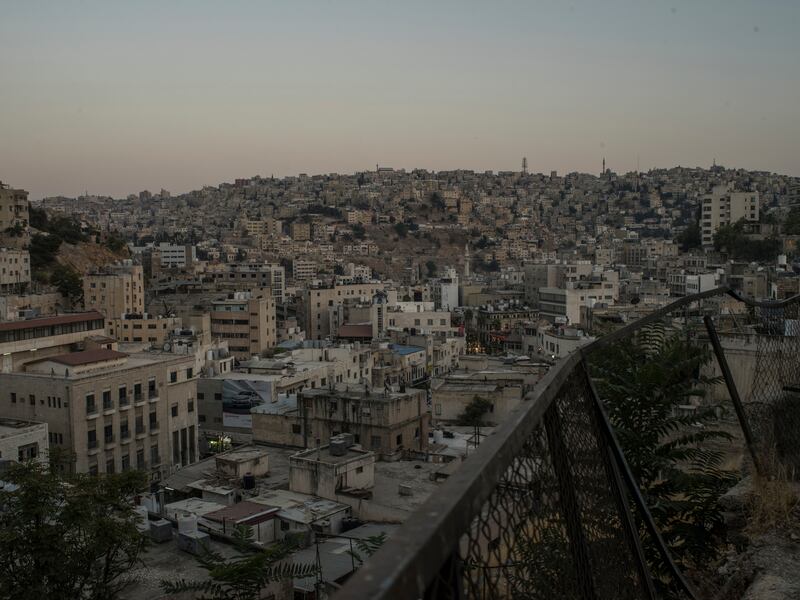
[337,287,800,600]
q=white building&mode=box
[156,243,197,269]
[701,184,759,247]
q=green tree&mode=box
[590,326,738,586]
[393,222,408,238]
[50,263,84,303]
[457,396,493,427]
[351,223,366,240]
[784,207,800,235]
[161,525,317,600]
[0,459,149,600]
[677,221,701,251]
[425,260,437,278]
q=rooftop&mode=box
[0,311,104,333]
[28,348,127,367]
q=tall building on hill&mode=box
[0,182,29,230]
[701,184,759,247]
[83,262,145,327]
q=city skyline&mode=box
[2,1,800,199]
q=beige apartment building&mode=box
[210,291,276,360]
[301,282,394,340]
[0,248,31,293]
[0,347,199,479]
[83,262,145,327]
[0,182,29,230]
[108,314,182,345]
[0,311,106,373]
[701,184,760,247]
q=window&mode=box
[134,382,142,401]
[10,392,16,403]
[86,393,96,414]
[356,466,364,474]
[396,434,403,446]
[118,386,127,405]
[29,394,35,406]
[188,400,194,413]
[291,424,302,434]
[171,405,178,417]
[187,367,193,379]
[214,393,222,400]
[170,371,177,383]
[106,458,115,474]
[104,424,113,444]
[370,435,381,449]
[87,430,97,449]
[197,392,205,400]
[102,390,112,410]
[148,378,157,398]
[198,414,206,423]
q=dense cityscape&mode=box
[3,1,800,598]
[1,159,800,597]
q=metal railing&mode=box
[338,286,800,599]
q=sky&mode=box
[1,0,799,200]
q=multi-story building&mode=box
[83,262,145,326]
[209,263,285,302]
[701,184,760,247]
[154,243,196,269]
[252,385,428,459]
[0,347,199,479]
[0,417,48,465]
[301,282,395,340]
[290,222,311,241]
[209,291,276,359]
[292,259,318,282]
[0,311,106,373]
[0,249,31,293]
[0,182,29,230]
[108,314,182,345]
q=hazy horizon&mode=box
[2,0,799,200]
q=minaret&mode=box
[464,243,471,278]
[602,157,606,176]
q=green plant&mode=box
[590,326,738,582]
[346,532,387,566]
[457,396,493,427]
[160,525,317,600]
[0,458,149,600]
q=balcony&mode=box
[148,391,159,402]
[86,405,98,419]
[87,439,98,454]
[134,392,145,406]
[339,286,795,600]
[120,430,131,443]
[149,421,160,434]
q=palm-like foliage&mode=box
[160,525,317,600]
[590,328,739,577]
[346,532,387,567]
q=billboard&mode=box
[222,379,274,429]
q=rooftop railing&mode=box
[338,286,800,599]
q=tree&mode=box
[393,222,408,238]
[0,458,149,600]
[457,396,493,427]
[425,260,437,278]
[590,326,738,586]
[784,207,800,235]
[161,525,317,600]
[351,223,366,240]
[50,263,84,303]
[677,221,701,251]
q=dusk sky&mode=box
[1,0,798,200]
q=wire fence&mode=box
[337,287,800,600]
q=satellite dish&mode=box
[163,343,171,352]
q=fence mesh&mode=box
[338,289,800,600]
[739,299,800,475]
[427,367,652,599]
